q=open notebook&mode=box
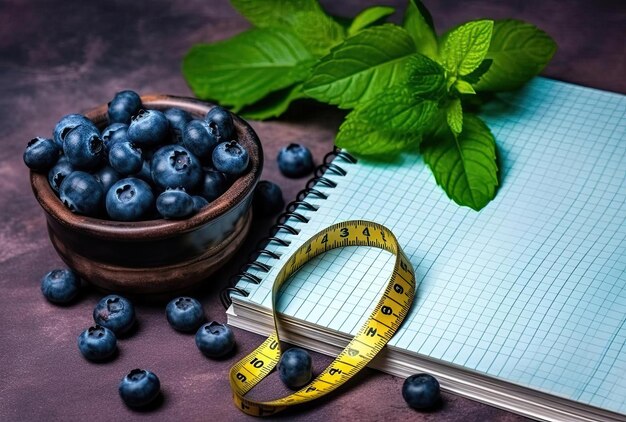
[225,77,626,422]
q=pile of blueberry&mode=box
[24,90,250,220]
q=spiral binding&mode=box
[220,147,357,308]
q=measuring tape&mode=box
[229,220,416,416]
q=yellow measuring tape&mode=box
[229,220,416,416]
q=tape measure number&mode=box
[229,220,416,416]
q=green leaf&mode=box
[446,99,463,134]
[461,59,492,84]
[182,29,314,109]
[403,0,438,59]
[348,6,395,36]
[441,20,494,76]
[230,0,345,57]
[336,118,422,156]
[474,19,557,91]
[454,79,476,94]
[407,53,448,99]
[239,84,304,120]
[303,25,417,109]
[422,114,498,210]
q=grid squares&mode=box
[235,78,626,414]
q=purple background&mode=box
[1,0,624,421]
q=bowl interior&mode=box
[30,94,263,240]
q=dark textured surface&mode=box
[0,1,623,421]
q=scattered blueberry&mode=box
[183,119,218,160]
[59,171,104,216]
[128,109,170,146]
[278,347,313,389]
[23,137,61,172]
[253,180,284,216]
[151,145,202,191]
[200,169,228,202]
[48,157,74,194]
[94,165,121,193]
[53,114,97,147]
[205,106,235,141]
[101,123,129,152]
[195,321,235,358]
[191,195,209,213]
[277,143,314,178]
[40,268,80,304]
[156,188,194,219]
[119,369,161,408]
[166,297,205,332]
[108,141,143,175]
[212,141,249,176]
[108,90,142,125]
[77,325,117,362]
[402,373,441,410]
[93,295,136,335]
[63,124,105,170]
[106,178,154,221]
[164,107,193,143]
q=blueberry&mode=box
[23,137,61,172]
[132,159,153,184]
[128,109,170,146]
[200,169,228,202]
[164,108,193,143]
[191,195,209,213]
[108,90,142,125]
[93,295,136,335]
[101,123,129,152]
[253,180,284,216]
[94,165,121,193]
[183,119,218,160]
[156,188,194,219]
[59,171,104,216]
[151,145,202,191]
[63,124,105,170]
[53,113,97,147]
[166,297,205,332]
[278,347,312,389]
[48,157,74,194]
[277,143,314,178]
[108,141,143,175]
[77,325,117,362]
[402,373,441,410]
[106,178,154,221]
[205,106,235,141]
[40,268,80,304]
[195,321,235,358]
[212,141,249,176]
[119,369,160,408]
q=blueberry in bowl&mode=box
[29,94,263,294]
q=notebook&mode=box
[224,77,626,422]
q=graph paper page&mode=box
[234,78,626,413]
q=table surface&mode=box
[1,1,624,421]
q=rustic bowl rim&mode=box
[30,94,263,241]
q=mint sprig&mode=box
[182,0,557,210]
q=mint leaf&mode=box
[403,0,438,59]
[348,6,395,36]
[183,29,314,110]
[474,19,557,91]
[230,0,344,57]
[441,20,494,76]
[303,25,417,109]
[407,53,448,99]
[239,84,304,120]
[422,114,498,210]
[446,99,463,134]
[461,59,492,84]
[336,118,422,156]
[454,79,476,94]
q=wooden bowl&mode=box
[30,95,262,295]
